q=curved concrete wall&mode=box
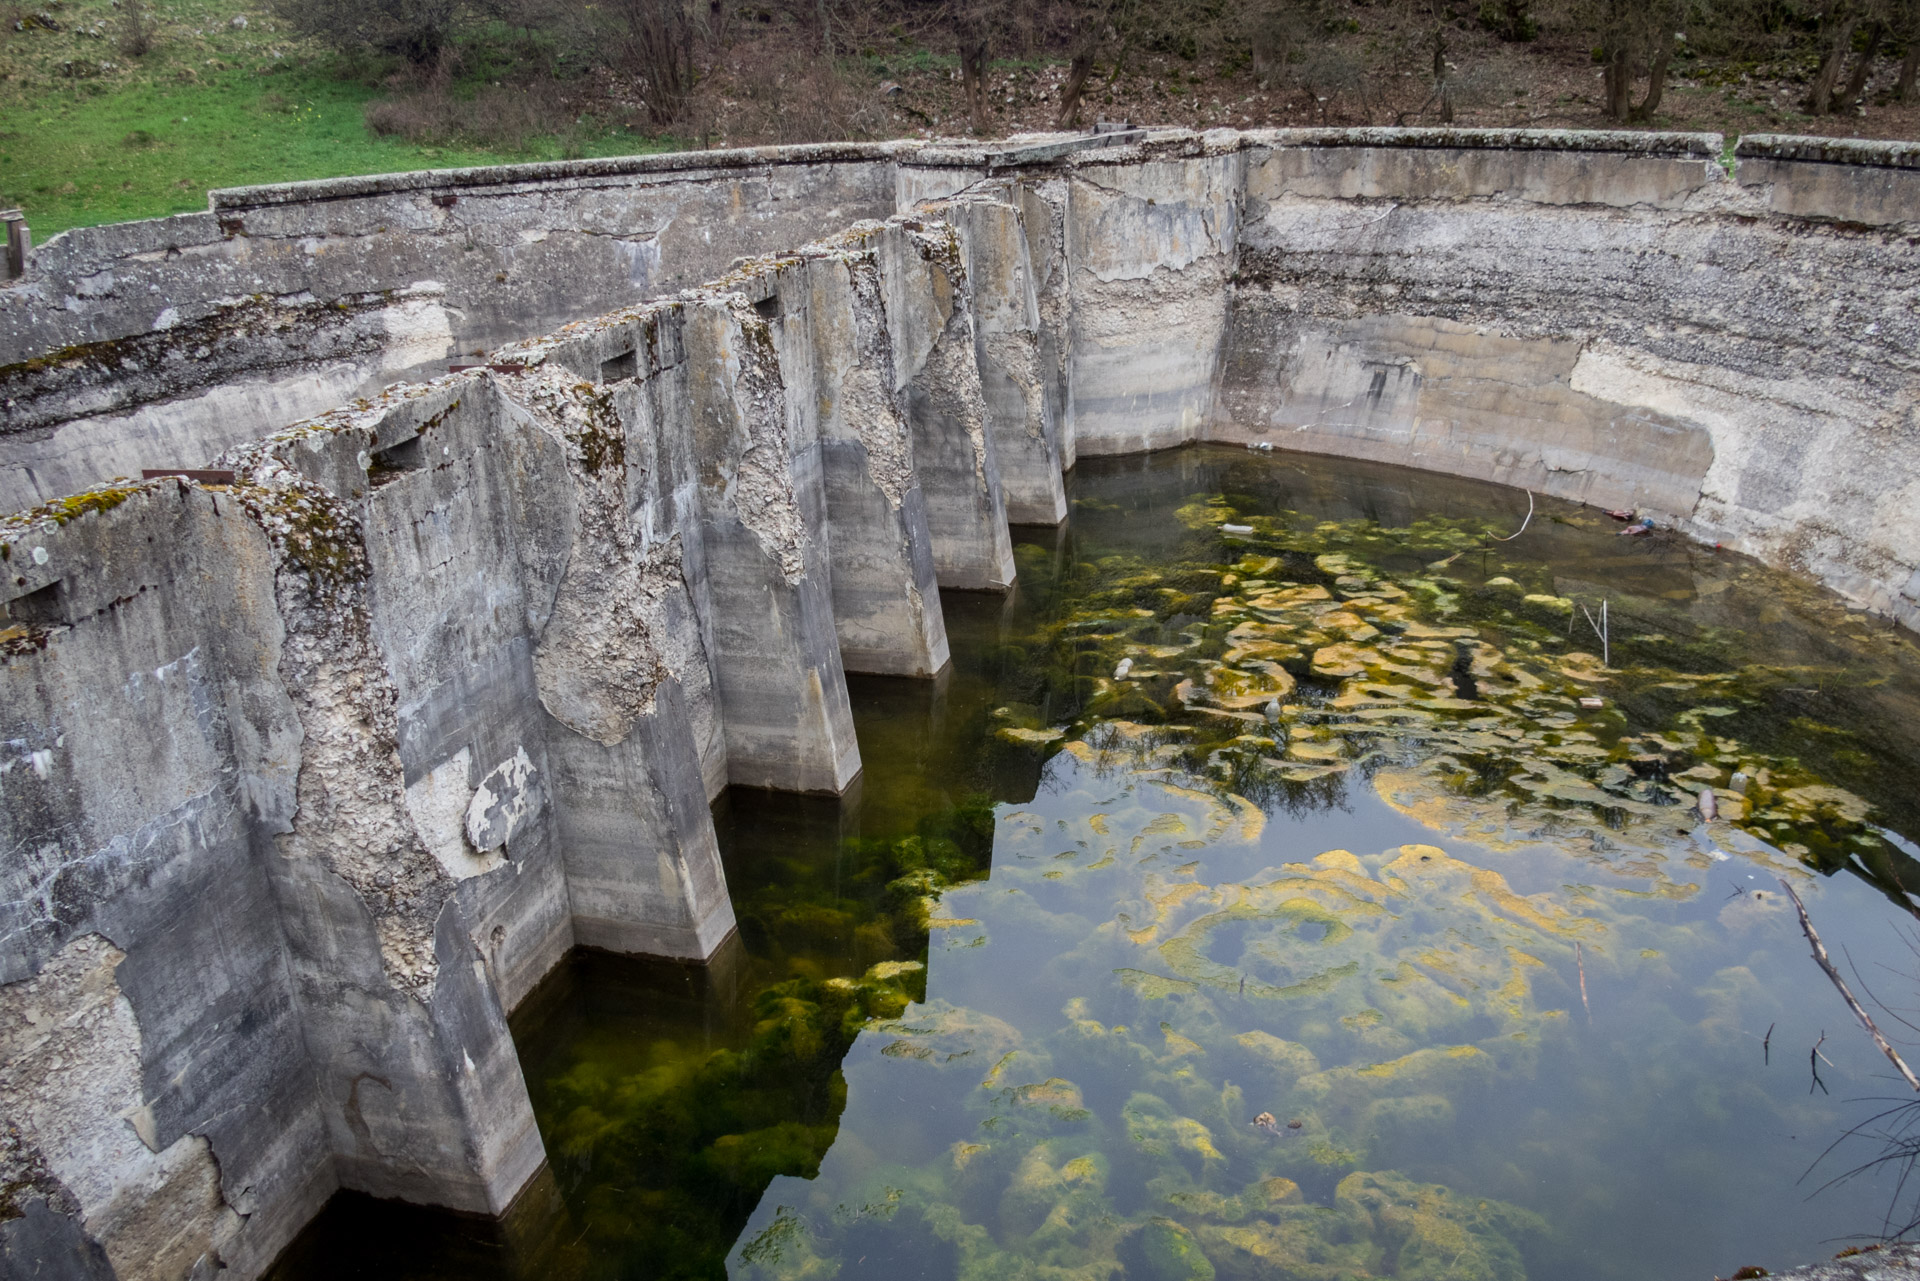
[1,127,1917,1279]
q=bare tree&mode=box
[1898,0,1920,100]
[1595,0,1679,121]
[1806,0,1895,113]
[548,0,700,124]
[117,0,154,57]
[950,0,1018,133]
[273,0,467,68]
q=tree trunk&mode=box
[1057,43,1096,127]
[816,0,832,57]
[1833,22,1885,109]
[1630,38,1671,119]
[1901,35,1919,101]
[1602,46,1633,120]
[960,38,990,133]
[1807,8,1858,113]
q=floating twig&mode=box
[1764,1021,1774,1066]
[1491,490,1535,543]
[1782,878,1920,1092]
[1812,1032,1830,1095]
[1576,941,1591,1023]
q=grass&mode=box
[0,0,681,237]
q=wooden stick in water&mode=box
[1780,878,1920,1092]
[1576,941,1591,1023]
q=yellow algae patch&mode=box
[1126,880,1215,942]
[1160,1022,1205,1057]
[1388,845,1578,937]
[1089,814,1112,835]
[951,1141,988,1171]
[1311,644,1373,678]
[1317,610,1381,641]
[1171,1117,1225,1161]
[1086,852,1116,871]
[928,912,981,929]
[997,726,1065,746]
[865,960,925,981]
[1778,783,1872,823]
[1336,1171,1545,1279]
[1011,1078,1085,1111]
[1235,1030,1320,1079]
[981,1050,1020,1088]
[1253,875,1391,918]
[1492,948,1548,1017]
[1060,1155,1103,1186]
[1259,1177,1303,1204]
[1558,651,1609,682]
[1296,1045,1495,1112]
[1227,793,1267,843]
[1330,682,1423,709]
[1115,969,1199,999]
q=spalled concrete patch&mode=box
[0,936,243,1281]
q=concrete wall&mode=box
[1217,127,1920,630]
[0,146,908,513]
[3,126,1920,1278]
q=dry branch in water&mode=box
[1576,940,1591,1023]
[1781,877,1920,1093]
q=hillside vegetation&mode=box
[3,0,1916,236]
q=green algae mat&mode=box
[272,445,1920,1281]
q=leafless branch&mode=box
[1782,878,1920,1093]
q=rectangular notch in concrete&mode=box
[601,349,638,382]
[368,434,425,486]
[5,580,64,626]
[752,295,781,322]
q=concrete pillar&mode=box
[776,241,951,676]
[1014,179,1075,471]
[237,462,544,1220]
[679,298,862,794]
[876,220,1017,591]
[947,195,1069,526]
[542,679,736,958]
[476,367,738,962]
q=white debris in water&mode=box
[1113,657,1133,680]
[1220,524,1253,536]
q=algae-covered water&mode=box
[274,446,1920,1281]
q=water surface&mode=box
[273,446,1920,1281]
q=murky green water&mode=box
[274,446,1920,1281]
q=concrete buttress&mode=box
[946,194,1069,526]
[875,221,1018,592]
[772,232,951,677]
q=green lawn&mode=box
[0,0,680,237]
